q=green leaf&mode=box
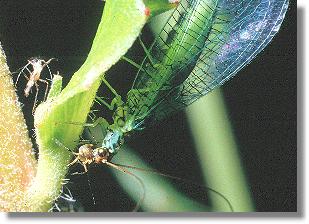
[27,0,148,211]
[46,74,62,100]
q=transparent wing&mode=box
[151,0,289,121]
[127,0,220,124]
[126,0,289,126]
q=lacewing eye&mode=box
[98,148,108,158]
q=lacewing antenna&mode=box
[105,161,146,212]
[112,162,234,212]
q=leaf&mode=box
[27,0,148,211]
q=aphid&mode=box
[14,57,56,113]
[67,143,110,174]
[54,138,145,211]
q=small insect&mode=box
[14,57,56,113]
[68,143,110,174]
[54,138,145,211]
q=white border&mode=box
[0,1,306,224]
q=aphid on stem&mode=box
[14,57,56,114]
[67,143,110,174]
[54,138,145,211]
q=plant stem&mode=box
[112,145,209,211]
[26,0,148,211]
[186,88,254,212]
[0,43,36,211]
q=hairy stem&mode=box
[0,43,36,211]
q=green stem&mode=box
[186,89,254,212]
[27,0,148,211]
[112,145,209,211]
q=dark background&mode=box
[0,0,297,212]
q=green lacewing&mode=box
[95,0,289,156]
